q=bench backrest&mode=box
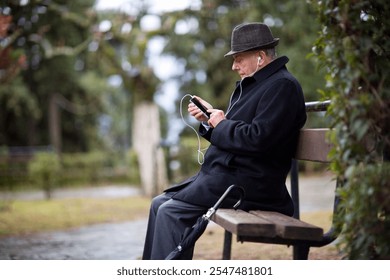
[294,129,332,163]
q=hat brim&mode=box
[224,38,279,57]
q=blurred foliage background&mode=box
[0,0,326,191]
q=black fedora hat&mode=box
[224,22,279,57]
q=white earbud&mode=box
[244,55,262,79]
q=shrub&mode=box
[28,152,61,199]
[312,0,390,259]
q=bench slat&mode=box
[211,209,276,238]
[295,129,332,162]
[249,210,324,241]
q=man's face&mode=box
[231,51,259,79]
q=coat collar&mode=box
[237,56,289,86]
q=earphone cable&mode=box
[180,94,207,165]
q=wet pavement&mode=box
[0,220,146,260]
[0,174,336,260]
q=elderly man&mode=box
[142,22,306,260]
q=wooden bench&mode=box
[211,101,340,260]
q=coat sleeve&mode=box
[209,78,306,156]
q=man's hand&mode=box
[207,109,225,128]
[188,96,213,122]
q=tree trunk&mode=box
[49,94,61,154]
[132,102,168,197]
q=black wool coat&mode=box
[167,56,307,216]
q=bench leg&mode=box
[222,230,232,260]
[293,245,310,260]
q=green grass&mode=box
[0,196,150,237]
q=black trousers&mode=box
[142,192,207,260]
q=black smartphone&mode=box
[190,96,211,118]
